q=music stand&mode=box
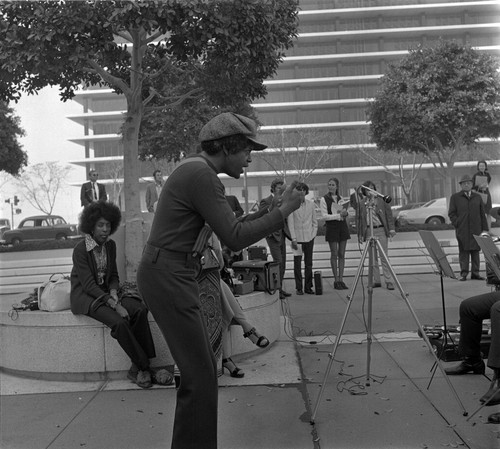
[419,230,458,355]
[473,234,500,281]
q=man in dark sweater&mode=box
[137,112,303,449]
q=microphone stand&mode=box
[310,193,467,424]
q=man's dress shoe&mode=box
[488,413,500,424]
[459,276,467,281]
[471,275,485,280]
[444,359,485,375]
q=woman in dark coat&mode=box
[70,201,171,388]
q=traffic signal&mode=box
[4,199,10,204]
[13,195,19,206]
[15,208,21,214]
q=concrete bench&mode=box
[0,290,279,381]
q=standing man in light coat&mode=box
[287,182,318,295]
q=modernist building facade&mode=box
[68,0,500,211]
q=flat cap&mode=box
[459,174,473,184]
[199,112,267,150]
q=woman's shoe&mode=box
[243,327,270,348]
[334,281,341,290]
[339,281,348,290]
[222,358,244,378]
[127,369,153,389]
[151,368,174,386]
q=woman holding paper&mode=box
[320,178,351,290]
[472,160,493,231]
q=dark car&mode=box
[2,215,79,245]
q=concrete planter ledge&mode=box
[0,290,279,382]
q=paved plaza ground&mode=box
[1,231,499,448]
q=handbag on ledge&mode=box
[38,273,71,312]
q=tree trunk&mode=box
[122,96,144,281]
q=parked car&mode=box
[396,198,449,227]
[0,218,11,239]
[393,202,426,227]
[2,215,79,245]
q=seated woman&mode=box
[210,233,270,378]
[70,201,172,388]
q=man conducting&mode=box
[137,112,303,449]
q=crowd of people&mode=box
[74,110,499,445]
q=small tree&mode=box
[358,147,425,204]
[0,102,27,176]
[368,40,500,200]
[261,129,336,183]
[16,162,71,215]
[103,161,125,207]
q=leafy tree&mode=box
[0,0,299,279]
[16,162,71,215]
[367,40,500,200]
[0,102,27,176]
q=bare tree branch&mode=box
[15,162,71,215]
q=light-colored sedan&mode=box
[396,197,450,227]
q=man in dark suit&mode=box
[80,169,107,207]
[225,195,244,218]
[145,169,164,213]
[260,178,291,299]
[448,174,488,281]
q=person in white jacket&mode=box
[287,182,318,295]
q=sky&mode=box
[2,86,84,227]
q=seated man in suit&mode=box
[80,169,107,207]
[444,289,500,423]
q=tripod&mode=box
[310,198,467,424]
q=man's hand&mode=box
[278,181,305,217]
[270,183,286,210]
[115,304,129,320]
[291,239,298,250]
[389,230,396,238]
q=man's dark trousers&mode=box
[459,291,500,368]
[458,241,480,278]
[138,246,218,449]
[293,239,314,292]
[266,232,286,289]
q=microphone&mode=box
[361,185,392,204]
